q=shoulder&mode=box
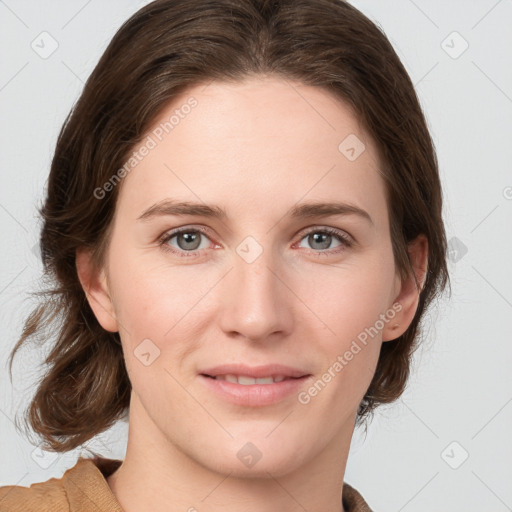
[0,473,71,512]
[0,456,123,512]
[342,481,375,512]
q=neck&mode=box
[107,392,354,512]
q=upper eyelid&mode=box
[161,224,353,246]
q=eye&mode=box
[158,226,214,258]
[295,227,353,255]
[158,225,354,259]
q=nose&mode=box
[217,247,294,343]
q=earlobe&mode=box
[75,248,119,333]
[382,234,428,342]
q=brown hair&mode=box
[8,0,450,452]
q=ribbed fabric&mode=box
[342,482,374,512]
[0,456,374,511]
[0,457,123,512]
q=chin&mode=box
[202,434,313,479]
[211,453,305,480]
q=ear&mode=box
[75,248,119,333]
[382,234,428,342]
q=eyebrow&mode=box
[137,199,374,226]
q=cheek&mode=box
[109,252,217,375]
[293,254,395,344]
[112,276,170,337]
[298,265,390,410]
[109,249,192,331]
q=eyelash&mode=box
[158,225,353,259]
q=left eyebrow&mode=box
[288,201,374,226]
[136,199,374,226]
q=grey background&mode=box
[1,1,511,511]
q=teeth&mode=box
[214,374,287,384]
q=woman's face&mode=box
[80,77,417,478]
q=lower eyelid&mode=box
[159,227,352,255]
[160,229,212,252]
[297,230,352,249]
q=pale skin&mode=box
[76,76,428,512]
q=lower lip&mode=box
[199,374,311,407]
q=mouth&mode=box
[201,374,303,385]
[198,372,312,407]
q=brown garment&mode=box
[0,456,374,511]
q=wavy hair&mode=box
[8,0,450,452]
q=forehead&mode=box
[116,77,388,229]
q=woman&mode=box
[0,0,450,510]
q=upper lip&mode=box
[200,363,310,379]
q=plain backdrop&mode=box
[1,1,511,511]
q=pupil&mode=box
[179,232,200,250]
[175,232,333,252]
[311,233,330,250]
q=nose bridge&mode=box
[219,235,290,341]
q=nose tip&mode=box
[218,255,291,342]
